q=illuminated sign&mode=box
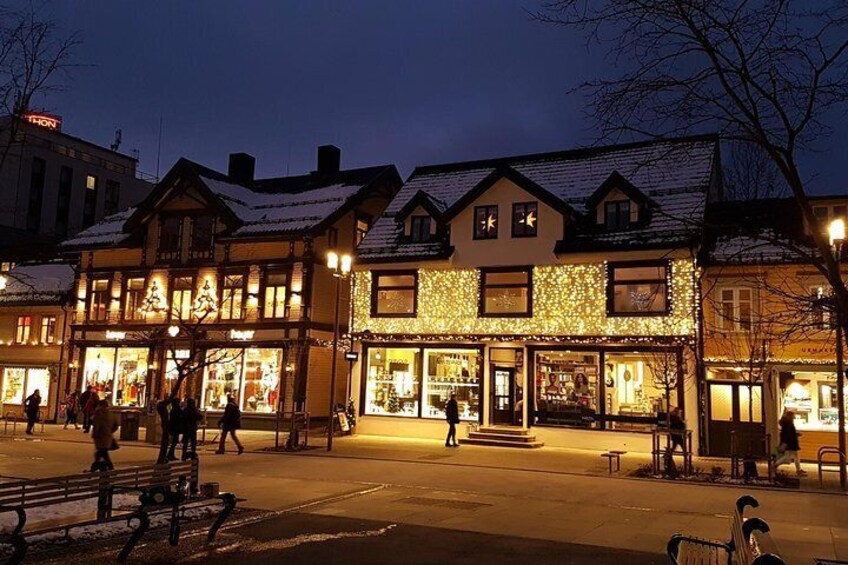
[23,113,62,131]
[229,329,255,341]
[106,330,126,340]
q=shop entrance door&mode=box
[707,382,765,457]
[491,367,515,425]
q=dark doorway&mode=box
[492,366,515,425]
[707,381,766,457]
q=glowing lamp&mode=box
[829,218,846,247]
[167,325,180,337]
[327,251,339,270]
[0,275,6,291]
[340,254,352,275]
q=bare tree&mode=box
[537,0,848,345]
[723,141,787,201]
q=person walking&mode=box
[24,389,41,435]
[216,395,243,455]
[776,410,807,476]
[445,393,460,448]
[91,400,118,471]
[81,387,98,433]
[63,391,80,429]
[166,397,183,461]
[669,407,686,453]
[181,398,202,460]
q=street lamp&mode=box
[326,250,352,451]
[829,218,846,489]
[0,275,7,292]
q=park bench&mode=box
[667,495,785,564]
[0,459,236,564]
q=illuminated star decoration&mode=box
[523,211,536,228]
[481,214,497,235]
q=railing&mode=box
[652,429,694,476]
[2,411,17,436]
[730,430,774,482]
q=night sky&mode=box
[19,1,848,194]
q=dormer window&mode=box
[605,200,631,231]
[512,202,538,238]
[189,216,215,260]
[158,216,182,261]
[474,205,498,240]
[410,215,431,243]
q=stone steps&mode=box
[459,427,544,449]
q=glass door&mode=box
[492,367,515,425]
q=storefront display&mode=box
[535,351,599,427]
[201,347,282,413]
[202,349,243,410]
[780,370,844,431]
[364,347,421,417]
[605,352,675,429]
[1,367,49,407]
[422,349,480,421]
[82,347,148,407]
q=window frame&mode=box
[473,205,499,240]
[218,271,247,321]
[87,278,111,322]
[169,274,195,321]
[122,275,147,321]
[409,215,432,243]
[157,215,183,262]
[604,200,631,231]
[606,260,670,317]
[15,315,32,344]
[39,315,57,344]
[715,286,754,332]
[262,270,291,319]
[188,215,215,260]
[478,266,533,318]
[511,201,538,238]
[370,270,418,318]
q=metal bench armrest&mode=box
[0,505,26,537]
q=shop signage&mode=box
[229,329,255,341]
[345,352,359,362]
[23,113,62,131]
[106,330,126,340]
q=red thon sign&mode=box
[24,113,61,131]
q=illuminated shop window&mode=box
[1,367,50,407]
[201,348,281,413]
[88,280,110,321]
[82,347,148,407]
[781,371,845,431]
[171,276,194,320]
[422,349,480,420]
[535,351,599,428]
[364,347,421,417]
[604,352,677,430]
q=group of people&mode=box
[63,386,105,433]
[164,397,204,461]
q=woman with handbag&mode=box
[91,400,118,471]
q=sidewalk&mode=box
[21,424,843,494]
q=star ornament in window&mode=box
[483,214,497,232]
[522,211,536,228]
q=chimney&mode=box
[228,153,255,185]
[316,145,341,174]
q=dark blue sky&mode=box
[22,1,848,194]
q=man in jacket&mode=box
[79,386,93,432]
[445,393,460,448]
[91,400,118,471]
[216,395,244,455]
[24,389,41,435]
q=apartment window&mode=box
[328,227,338,249]
[410,216,431,243]
[479,268,532,317]
[40,316,56,344]
[104,180,121,216]
[511,202,538,238]
[88,279,110,321]
[158,216,182,261]
[473,205,498,240]
[605,200,631,231]
[55,166,73,237]
[15,316,31,344]
[123,277,146,320]
[27,157,46,232]
[371,271,417,317]
[220,275,244,320]
[189,216,215,259]
[607,262,669,316]
[171,276,194,320]
[83,174,98,228]
[717,288,753,332]
[263,273,288,319]
[355,218,370,247]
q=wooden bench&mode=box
[0,460,236,564]
[667,495,785,564]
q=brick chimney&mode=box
[228,153,255,185]
[316,145,341,174]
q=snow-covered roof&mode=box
[0,263,75,305]
[60,208,135,249]
[357,136,717,261]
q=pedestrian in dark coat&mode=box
[82,388,98,433]
[669,407,686,452]
[216,395,244,455]
[90,400,117,471]
[63,391,80,429]
[776,410,806,476]
[166,397,183,461]
[24,389,41,435]
[181,398,202,460]
[445,393,460,448]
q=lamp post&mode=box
[326,250,351,451]
[829,219,846,489]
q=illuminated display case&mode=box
[83,347,148,407]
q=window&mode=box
[511,202,538,238]
[535,351,600,428]
[2,367,49,406]
[480,268,532,317]
[607,262,668,315]
[473,205,498,239]
[55,166,73,237]
[328,227,338,249]
[27,157,46,232]
[410,216,431,243]
[158,216,182,261]
[83,174,98,228]
[82,347,148,407]
[263,273,288,319]
[15,316,31,344]
[605,200,631,231]
[104,180,121,216]
[123,277,146,320]
[88,279,110,321]
[605,352,679,430]
[171,276,194,320]
[364,347,421,417]
[201,349,243,410]
[39,316,56,344]
[371,271,417,317]
[355,218,370,247]
[716,288,753,331]
[422,349,481,420]
[241,348,282,413]
[220,274,244,320]
[189,216,215,259]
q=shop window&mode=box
[364,347,421,417]
[535,351,599,428]
[241,348,282,413]
[123,277,146,320]
[2,368,25,405]
[473,205,498,240]
[39,316,56,344]
[82,347,148,407]
[371,271,417,317]
[410,216,431,243]
[355,218,370,247]
[158,216,182,261]
[189,216,215,260]
[607,262,668,316]
[480,268,531,317]
[604,200,631,231]
[201,349,245,410]
[716,288,753,331]
[605,352,677,428]
[781,371,845,431]
[739,386,763,423]
[709,384,734,421]
[422,349,480,420]
[511,202,538,238]
[263,273,288,319]
[220,275,244,320]
[171,276,194,320]
[15,316,31,344]
[88,279,110,321]
[166,349,191,382]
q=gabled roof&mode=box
[61,158,401,250]
[584,170,656,210]
[357,135,718,262]
[394,190,448,222]
[0,262,75,305]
